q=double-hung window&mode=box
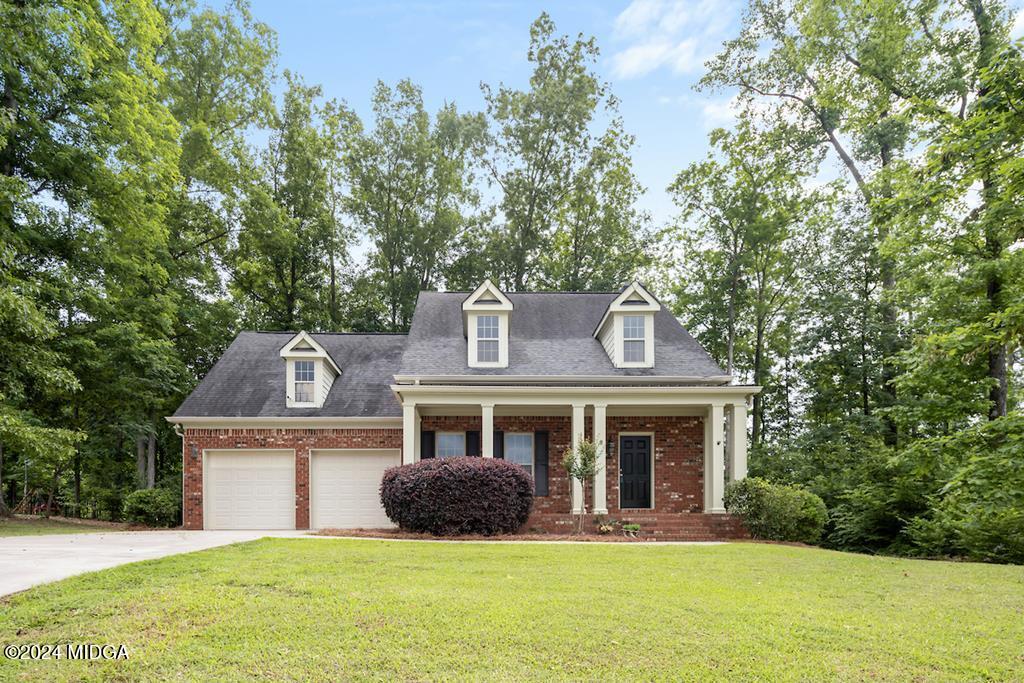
[623,315,645,363]
[294,360,315,403]
[504,433,534,478]
[477,315,499,363]
[436,432,466,458]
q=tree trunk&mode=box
[751,320,765,447]
[136,436,147,488]
[0,443,9,517]
[986,226,1007,420]
[45,467,60,517]
[147,431,156,489]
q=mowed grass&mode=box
[0,517,105,537]
[2,540,1023,681]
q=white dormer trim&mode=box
[279,331,341,408]
[463,279,512,368]
[594,281,659,369]
[462,279,513,311]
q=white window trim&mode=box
[293,359,315,405]
[436,432,466,458]
[618,314,655,368]
[504,432,534,475]
[286,359,318,407]
[467,311,509,368]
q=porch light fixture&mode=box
[190,444,199,461]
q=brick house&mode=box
[169,281,759,538]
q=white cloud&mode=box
[609,0,737,79]
[1011,9,1024,39]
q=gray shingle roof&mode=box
[172,332,406,418]
[397,291,726,378]
[173,292,727,418]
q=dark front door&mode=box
[619,436,651,509]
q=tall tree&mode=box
[480,13,650,291]
[227,74,338,330]
[670,121,818,446]
[343,80,484,331]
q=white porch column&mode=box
[728,401,748,483]
[704,403,726,513]
[592,402,607,515]
[402,402,418,465]
[571,402,586,514]
[481,403,494,458]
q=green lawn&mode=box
[0,517,106,537]
[2,540,1022,681]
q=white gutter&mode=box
[392,374,734,385]
[165,416,402,427]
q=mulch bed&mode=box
[316,528,665,542]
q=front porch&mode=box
[392,385,757,520]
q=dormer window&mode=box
[463,279,513,368]
[594,281,659,369]
[477,315,499,362]
[279,331,341,408]
[294,360,315,403]
[623,315,646,363]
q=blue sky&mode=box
[239,0,749,227]
[239,0,1024,229]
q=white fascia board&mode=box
[392,374,734,385]
[593,281,660,338]
[278,330,342,375]
[390,383,762,407]
[462,279,513,310]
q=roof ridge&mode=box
[425,290,621,295]
[241,330,408,336]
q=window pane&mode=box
[295,360,315,382]
[294,382,313,403]
[478,339,499,362]
[623,315,645,340]
[477,315,499,339]
[624,340,645,363]
[437,433,465,458]
[505,433,533,477]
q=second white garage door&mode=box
[310,449,399,529]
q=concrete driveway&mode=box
[0,529,311,596]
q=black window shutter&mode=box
[466,430,481,457]
[420,430,435,459]
[534,431,549,496]
[493,431,504,459]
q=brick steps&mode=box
[527,512,748,541]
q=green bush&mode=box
[122,488,180,527]
[724,477,828,544]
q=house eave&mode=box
[392,374,735,386]
[165,416,403,428]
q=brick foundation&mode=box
[526,512,748,541]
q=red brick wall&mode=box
[181,427,402,530]
[606,416,704,514]
[419,414,704,515]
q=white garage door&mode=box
[311,450,399,529]
[205,450,295,530]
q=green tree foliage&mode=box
[227,73,340,330]
[670,122,821,446]
[692,0,1023,561]
[343,80,485,331]
[476,13,652,292]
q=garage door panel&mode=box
[311,450,398,529]
[205,451,294,530]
